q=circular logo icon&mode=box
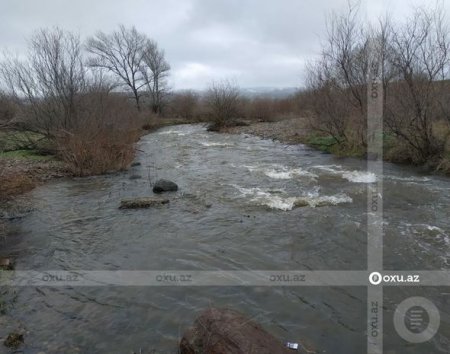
[369,272,382,285]
[393,297,440,343]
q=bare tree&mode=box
[141,41,171,114]
[205,80,241,130]
[304,1,371,148]
[304,59,351,144]
[86,25,148,111]
[385,5,450,162]
[304,2,369,145]
[0,92,16,129]
[305,2,450,165]
[0,27,86,137]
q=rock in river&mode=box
[180,308,291,354]
[4,332,24,349]
[0,258,14,270]
[153,179,178,193]
[119,197,169,209]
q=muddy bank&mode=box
[222,117,310,145]
[0,157,69,201]
[0,157,68,233]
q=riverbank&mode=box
[0,117,198,203]
[222,117,310,145]
[0,153,70,243]
[222,116,364,155]
[0,154,69,201]
[222,117,450,175]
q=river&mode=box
[1,124,449,353]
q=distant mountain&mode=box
[173,87,300,99]
[239,87,300,98]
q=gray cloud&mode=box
[0,0,448,89]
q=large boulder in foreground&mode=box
[180,308,291,354]
[153,179,178,193]
[119,197,169,209]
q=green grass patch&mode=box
[306,134,365,157]
[307,135,340,153]
[332,144,365,157]
[0,131,46,152]
[382,132,397,150]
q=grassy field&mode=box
[0,131,46,152]
[0,131,66,201]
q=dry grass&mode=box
[0,156,69,201]
[0,172,35,201]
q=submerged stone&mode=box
[293,199,309,207]
[129,174,142,180]
[4,332,24,349]
[0,258,13,270]
[119,197,169,209]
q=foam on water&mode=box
[301,194,353,208]
[426,225,445,233]
[341,171,377,183]
[200,142,234,147]
[314,165,433,184]
[244,164,318,180]
[265,168,318,180]
[312,165,376,183]
[312,164,343,173]
[400,223,450,256]
[296,189,353,208]
[233,186,352,211]
[232,186,295,211]
[264,170,293,179]
[158,130,187,136]
[385,175,431,183]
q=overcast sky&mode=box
[1,0,448,90]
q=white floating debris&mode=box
[286,342,299,350]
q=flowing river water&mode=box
[1,124,449,353]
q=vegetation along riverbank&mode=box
[2,3,450,205]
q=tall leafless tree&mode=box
[86,25,148,111]
[305,2,450,164]
[141,41,171,114]
[86,25,170,114]
[305,1,369,146]
[0,27,86,137]
[385,5,450,162]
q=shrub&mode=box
[169,90,199,120]
[57,128,138,176]
[205,80,241,130]
[56,92,141,176]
